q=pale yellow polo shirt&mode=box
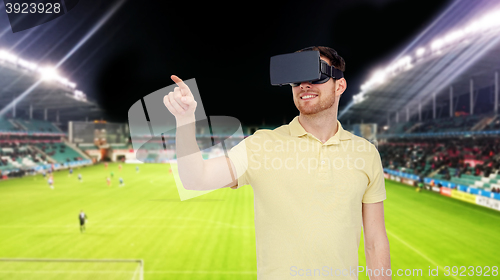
[227,116,386,280]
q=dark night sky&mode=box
[0,0,452,127]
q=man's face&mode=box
[291,56,344,116]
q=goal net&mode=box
[0,258,143,280]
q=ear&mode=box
[335,78,347,97]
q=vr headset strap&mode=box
[321,62,344,79]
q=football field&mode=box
[0,162,499,279]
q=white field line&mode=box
[144,270,256,274]
[0,216,254,230]
[0,223,253,230]
[0,271,135,274]
[0,270,257,274]
[387,229,461,280]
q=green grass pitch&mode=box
[0,162,499,279]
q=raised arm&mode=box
[164,75,238,190]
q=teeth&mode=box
[301,95,317,99]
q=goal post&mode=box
[0,258,144,280]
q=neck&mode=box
[298,109,339,144]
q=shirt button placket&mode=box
[320,145,327,170]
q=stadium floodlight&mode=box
[55,75,79,89]
[359,7,500,91]
[74,90,87,101]
[0,48,80,89]
[464,20,481,35]
[17,58,38,71]
[416,47,426,57]
[342,3,500,123]
[38,67,58,81]
[0,50,18,64]
[444,29,464,44]
[360,68,387,92]
[385,63,398,75]
[476,11,500,32]
[431,38,444,51]
[361,55,412,92]
[66,81,77,88]
[395,56,412,70]
[57,77,69,85]
[0,48,87,117]
[373,70,387,84]
[353,92,366,104]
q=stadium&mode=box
[1,0,500,279]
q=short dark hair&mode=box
[296,46,345,72]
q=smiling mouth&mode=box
[300,94,318,100]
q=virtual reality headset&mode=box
[270,50,344,87]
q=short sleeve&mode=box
[362,146,387,203]
[226,136,251,189]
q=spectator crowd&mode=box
[379,137,500,193]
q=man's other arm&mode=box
[362,201,391,280]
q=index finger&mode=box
[171,75,189,94]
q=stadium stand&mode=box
[379,137,500,193]
[110,143,129,149]
[15,119,63,133]
[0,49,107,179]
[77,144,99,151]
[411,114,486,133]
[0,142,49,171]
[379,113,500,136]
[0,117,65,134]
[0,117,19,132]
[383,122,416,135]
[485,117,500,130]
[33,142,84,164]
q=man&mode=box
[47,176,54,189]
[79,210,87,233]
[164,46,391,280]
[78,173,83,183]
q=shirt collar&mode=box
[289,116,351,144]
